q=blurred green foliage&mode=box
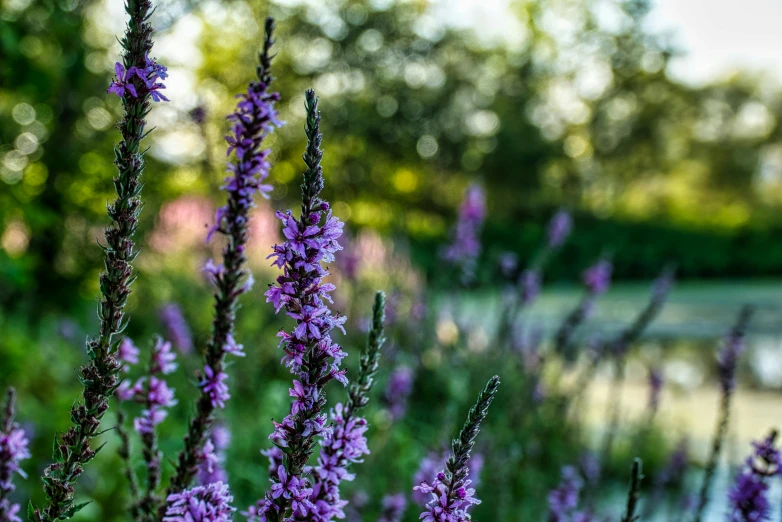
[4,0,782,315]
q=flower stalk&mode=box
[166,16,281,497]
[415,375,500,522]
[693,305,754,522]
[32,0,167,517]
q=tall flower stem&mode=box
[620,459,644,522]
[247,89,346,522]
[692,305,754,522]
[166,17,280,497]
[599,267,675,463]
[415,376,500,522]
[32,0,165,518]
[347,291,387,417]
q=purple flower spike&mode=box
[119,337,178,439]
[548,466,584,521]
[168,19,283,494]
[163,481,235,522]
[384,366,414,422]
[442,183,487,284]
[159,303,193,354]
[547,209,572,249]
[728,432,781,522]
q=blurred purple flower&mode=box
[385,366,414,422]
[159,303,193,354]
[0,391,30,522]
[378,493,406,522]
[728,432,781,522]
[498,252,518,278]
[442,184,487,283]
[582,259,613,296]
[548,466,583,522]
[547,209,572,249]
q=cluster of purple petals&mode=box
[547,210,573,249]
[718,328,746,394]
[295,402,371,521]
[205,73,282,244]
[728,434,781,522]
[159,302,194,354]
[117,337,178,435]
[198,424,231,486]
[377,494,407,522]
[414,470,481,522]
[245,465,314,521]
[163,481,235,522]
[108,55,169,102]
[118,337,140,372]
[581,259,613,296]
[442,184,486,283]
[0,415,30,522]
[412,450,484,507]
[648,367,664,412]
[384,366,414,422]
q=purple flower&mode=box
[117,337,140,371]
[728,433,781,522]
[108,56,169,102]
[414,473,481,522]
[163,481,235,522]
[378,493,406,522]
[548,466,584,522]
[151,338,177,375]
[0,415,30,492]
[198,424,232,485]
[200,366,230,409]
[412,450,484,506]
[547,209,572,249]
[442,183,487,284]
[159,303,194,354]
[253,91,348,518]
[118,337,178,436]
[0,500,21,522]
[582,259,612,295]
[384,366,414,422]
[107,62,138,98]
[519,269,541,306]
